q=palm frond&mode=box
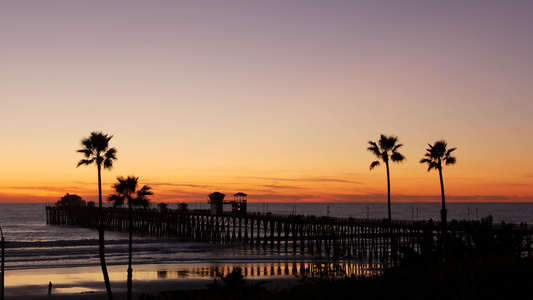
[367,141,381,157]
[126,177,139,191]
[369,160,380,170]
[392,143,403,152]
[379,135,399,151]
[391,152,405,163]
[103,148,117,170]
[77,158,95,167]
[109,176,151,208]
[105,148,117,160]
[444,156,456,165]
[367,141,378,150]
[103,159,114,170]
[435,140,447,148]
[135,185,153,209]
[108,194,125,207]
[378,135,388,151]
[80,138,93,151]
[113,176,133,194]
[446,147,457,156]
[89,132,113,153]
[132,197,151,209]
[428,161,440,171]
[420,158,430,164]
[137,185,153,197]
[421,140,457,170]
[368,134,405,168]
[77,132,116,170]
[76,149,94,158]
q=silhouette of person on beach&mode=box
[48,281,53,295]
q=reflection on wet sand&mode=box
[136,261,382,280]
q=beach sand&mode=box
[6,278,209,299]
[4,264,301,299]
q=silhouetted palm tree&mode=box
[77,131,117,300]
[420,140,456,228]
[367,134,405,225]
[108,176,152,300]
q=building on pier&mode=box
[231,192,247,214]
[178,203,188,212]
[208,192,248,215]
[56,193,86,207]
[209,192,225,215]
[158,203,169,213]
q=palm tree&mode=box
[77,131,117,300]
[108,176,152,300]
[420,140,457,228]
[367,134,406,225]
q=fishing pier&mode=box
[45,193,533,266]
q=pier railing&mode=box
[46,206,533,266]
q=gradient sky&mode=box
[1,1,532,204]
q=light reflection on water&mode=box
[134,261,382,280]
[5,261,381,288]
[54,287,96,294]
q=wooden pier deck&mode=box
[46,206,533,265]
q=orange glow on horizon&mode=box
[2,171,532,204]
[2,2,532,206]
[1,151,532,204]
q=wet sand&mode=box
[4,264,301,299]
[6,278,209,299]
[6,277,300,299]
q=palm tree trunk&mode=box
[386,161,391,225]
[127,202,133,300]
[385,161,397,266]
[438,167,447,225]
[438,166,447,258]
[98,164,113,300]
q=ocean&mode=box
[2,202,533,273]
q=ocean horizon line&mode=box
[3,200,533,204]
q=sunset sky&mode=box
[1,1,532,204]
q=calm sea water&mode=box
[1,202,532,271]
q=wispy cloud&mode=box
[446,195,525,202]
[507,128,533,134]
[146,182,217,189]
[240,176,360,185]
[1,186,75,193]
[258,184,306,190]
[249,193,532,203]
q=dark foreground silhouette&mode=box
[136,255,533,300]
[140,215,533,300]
